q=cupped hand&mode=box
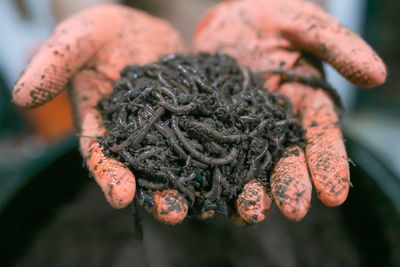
[194,0,386,223]
[12,5,189,224]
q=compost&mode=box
[98,53,305,216]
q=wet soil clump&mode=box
[98,53,305,216]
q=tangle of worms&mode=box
[98,53,306,216]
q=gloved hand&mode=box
[195,0,386,223]
[12,5,190,225]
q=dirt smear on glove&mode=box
[98,53,305,216]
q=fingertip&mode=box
[12,81,27,108]
[346,52,387,88]
[12,76,49,108]
[106,167,136,209]
[364,60,387,88]
[153,189,188,225]
[304,125,350,207]
[270,146,312,222]
[316,177,349,207]
[279,202,309,221]
[273,184,311,221]
[236,179,272,224]
[87,143,136,209]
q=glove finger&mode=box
[301,89,350,206]
[270,146,312,221]
[87,142,136,209]
[236,179,272,224]
[12,6,114,108]
[73,70,136,209]
[152,190,189,225]
[278,79,350,207]
[277,0,386,88]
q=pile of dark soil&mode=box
[98,53,305,216]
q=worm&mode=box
[171,116,238,166]
[130,107,165,148]
[275,118,300,127]
[154,122,208,169]
[155,92,196,114]
[246,144,269,182]
[138,178,167,190]
[136,147,163,161]
[182,119,246,143]
[250,119,272,138]
[205,167,222,201]
[179,172,196,183]
[265,69,344,115]
[166,169,195,203]
[206,142,228,156]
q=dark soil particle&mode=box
[98,53,305,216]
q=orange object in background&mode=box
[24,91,74,142]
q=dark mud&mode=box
[98,53,305,216]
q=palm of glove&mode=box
[13,1,386,224]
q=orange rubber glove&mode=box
[13,5,189,225]
[195,0,386,223]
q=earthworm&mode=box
[158,86,178,102]
[109,107,163,152]
[212,74,229,88]
[118,149,148,174]
[136,147,163,161]
[166,169,195,203]
[250,119,272,138]
[157,71,173,88]
[175,64,199,93]
[179,172,196,183]
[206,142,228,156]
[182,119,245,143]
[171,116,238,166]
[260,148,272,173]
[275,118,300,127]
[169,78,191,94]
[246,144,269,182]
[154,122,187,160]
[204,167,222,201]
[154,122,208,169]
[135,85,155,102]
[192,75,222,105]
[232,152,245,178]
[136,114,143,127]
[130,107,165,148]
[265,69,343,114]
[155,92,196,114]
[138,178,167,190]
[144,133,159,143]
[117,105,128,128]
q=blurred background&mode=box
[0,0,399,266]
